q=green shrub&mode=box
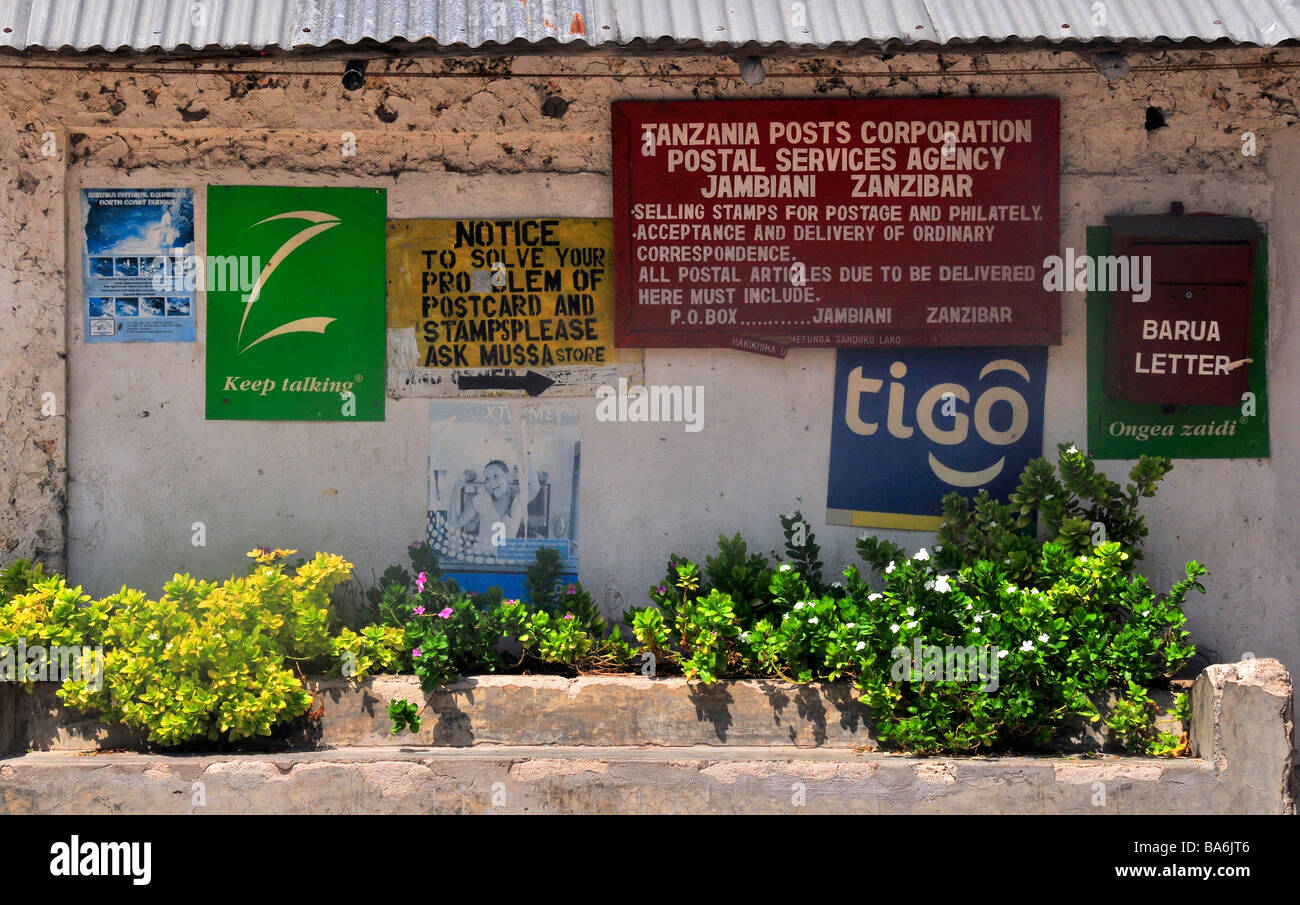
[387,698,422,735]
[372,544,635,693]
[523,545,567,610]
[858,444,1174,587]
[626,563,745,683]
[0,576,113,658]
[704,534,775,624]
[57,548,384,745]
[516,588,637,672]
[0,559,47,607]
[778,511,827,595]
[743,564,862,684]
[835,541,1202,754]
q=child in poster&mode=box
[428,401,580,599]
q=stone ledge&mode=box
[1,659,1289,813]
[309,674,874,749]
[7,673,1186,753]
[0,746,1227,815]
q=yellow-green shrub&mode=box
[0,576,113,654]
[61,548,399,745]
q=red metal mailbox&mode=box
[1103,214,1262,407]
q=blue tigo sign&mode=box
[827,346,1048,531]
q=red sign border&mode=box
[612,97,1061,350]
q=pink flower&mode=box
[565,584,577,595]
[413,605,425,616]
[409,542,421,548]
[438,607,453,619]
[415,572,428,593]
[412,648,422,658]
[564,613,574,620]
[657,586,667,594]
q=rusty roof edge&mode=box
[2,0,1300,55]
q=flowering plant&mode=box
[839,541,1203,754]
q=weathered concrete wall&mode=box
[0,48,1296,725]
[0,101,66,568]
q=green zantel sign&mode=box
[206,186,387,421]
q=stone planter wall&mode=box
[0,659,1291,814]
[6,672,1179,752]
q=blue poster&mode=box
[827,346,1048,531]
[427,401,580,599]
[81,188,195,343]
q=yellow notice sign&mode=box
[388,218,623,374]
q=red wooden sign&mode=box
[612,98,1061,349]
[1104,241,1255,407]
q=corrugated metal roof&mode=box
[1,0,1298,53]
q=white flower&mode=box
[997,649,1009,659]
[906,621,917,629]
[1066,444,1079,455]
[972,627,981,634]
[1020,640,1035,652]
[793,601,805,610]
[1140,609,1150,617]
[885,561,896,574]
[808,616,819,625]
[1037,633,1049,644]
[890,623,900,633]
[973,613,984,623]
[964,602,973,610]
[913,548,930,562]
[934,575,952,594]
[991,613,1000,619]
[924,579,935,591]
[933,544,943,552]
[858,531,870,541]
[906,606,915,616]
[832,581,843,589]
[148,632,159,641]
[779,563,792,573]
[855,641,866,651]
[1006,584,1018,592]
[867,593,882,602]
[740,632,750,641]
[845,622,856,629]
